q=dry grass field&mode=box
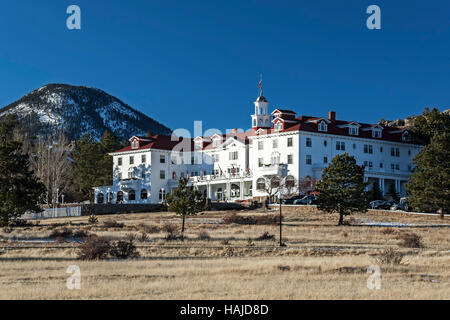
[0,207,448,299]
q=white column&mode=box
[240,180,244,200]
[226,182,231,202]
[379,178,385,195]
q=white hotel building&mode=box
[93,93,422,204]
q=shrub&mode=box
[397,233,424,248]
[137,223,160,234]
[78,235,111,260]
[165,232,184,241]
[103,219,124,229]
[197,231,211,241]
[223,213,279,225]
[381,228,395,235]
[138,232,149,242]
[109,239,140,259]
[255,232,275,241]
[162,223,178,233]
[88,215,98,225]
[73,229,89,238]
[376,248,405,265]
[49,227,73,239]
[220,239,230,245]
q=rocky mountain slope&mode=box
[0,84,171,141]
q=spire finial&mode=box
[258,73,263,96]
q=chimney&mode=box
[328,111,336,122]
[232,128,238,134]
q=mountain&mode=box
[0,84,172,141]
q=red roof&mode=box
[113,134,196,153]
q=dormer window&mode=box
[318,121,328,132]
[349,127,359,136]
[275,122,283,131]
[131,140,139,149]
[372,129,382,138]
[402,131,412,142]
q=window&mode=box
[141,171,145,179]
[364,161,373,169]
[258,158,264,167]
[306,155,312,165]
[373,129,381,138]
[353,143,356,150]
[128,169,135,179]
[271,152,280,165]
[287,137,293,147]
[287,154,293,164]
[131,140,138,149]
[324,156,328,164]
[212,154,219,162]
[118,157,122,166]
[336,141,345,151]
[141,154,146,163]
[117,191,124,202]
[349,127,359,135]
[318,121,328,132]
[380,162,383,169]
[324,140,328,147]
[273,139,278,148]
[256,178,266,190]
[129,156,134,165]
[118,172,122,180]
[159,189,166,202]
[306,137,312,147]
[258,141,264,150]
[160,170,165,179]
[275,122,283,131]
[364,144,373,154]
[380,147,383,153]
[229,151,238,160]
[97,193,104,204]
[253,119,256,127]
[160,155,165,163]
[191,155,195,164]
[391,147,400,157]
[408,150,411,156]
[128,190,136,201]
[140,189,148,200]
[391,163,400,171]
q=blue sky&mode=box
[0,0,449,133]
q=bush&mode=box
[220,239,230,245]
[78,235,111,260]
[109,239,140,259]
[376,248,405,265]
[381,228,395,235]
[397,233,424,248]
[49,227,73,239]
[255,232,275,241]
[88,215,98,225]
[165,232,184,241]
[103,219,124,229]
[223,213,279,225]
[137,223,160,234]
[197,231,211,241]
[138,232,149,242]
[162,223,178,233]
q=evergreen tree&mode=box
[368,182,383,201]
[98,131,122,186]
[316,153,369,225]
[386,183,399,201]
[406,132,450,219]
[166,177,205,235]
[72,134,104,201]
[0,116,46,226]
[410,108,450,144]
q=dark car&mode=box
[294,195,317,205]
[370,200,393,210]
[282,195,303,204]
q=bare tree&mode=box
[15,131,74,205]
[298,176,318,196]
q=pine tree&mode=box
[386,183,399,201]
[166,177,205,235]
[0,116,46,226]
[368,182,383,201]
[316,153,369,225]
[98,131,122,186]
[406,132,450,218]
[72,134,104,201]
[410,108,450,144]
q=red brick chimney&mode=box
[232,128,238,134]
[328,111,336,122]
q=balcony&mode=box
[118,178,140,190]
[259,163,288,177]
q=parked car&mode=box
[294,195,317,205]
[391,197,411,212]
[370,200,393,210]
[282,195,303,204]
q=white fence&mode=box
[22,207,82,220]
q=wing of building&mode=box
[93,93,422,204]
